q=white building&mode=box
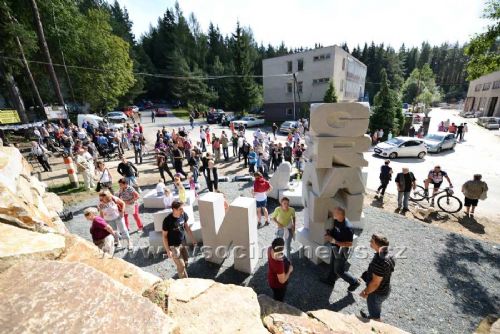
[463,70,500,117]
[263,45,367,121]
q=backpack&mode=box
[284,146,292,158]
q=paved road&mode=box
[140,108,500,222]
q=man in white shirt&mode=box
[76,148,95,190]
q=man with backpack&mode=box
[283,143,292,164]
[359,233,395,322]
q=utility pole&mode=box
[5,5,44,109]
[292,73,297,120]
[29,0,66,114]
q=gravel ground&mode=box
[65,176,500,334]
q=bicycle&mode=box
[410,185,463,213]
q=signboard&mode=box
[44,105,67,120]
[0,109,21,125]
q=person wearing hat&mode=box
[267,237,293,301]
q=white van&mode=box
[77,114,123,131]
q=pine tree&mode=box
[370,69,402,136]
[323,81,338,103]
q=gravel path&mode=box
[65,175,500,334]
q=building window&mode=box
[287,61,292,73]
[298,59,304,71]
[342,58,346,70]
[287,82,293,93]
[297,81,303,93]
[475,84,482,92]
[483,82,491,90]
[313,78,329,85]
[493,80,500,89]
[286,108,293,116]
[325,53,331,59]
[313,53,330,62]
[340,80,344,91]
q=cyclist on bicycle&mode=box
[424,165,453,205]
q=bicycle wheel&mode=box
[410,185,426,202]
[437,195,463,213]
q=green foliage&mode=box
[323,81,338,103]
[401,64,440,105]
[464,0,500,80]
[369,69,402,136]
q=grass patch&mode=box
[47,182,87,195]
[172,109,191,120]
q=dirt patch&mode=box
[364,189,500,244]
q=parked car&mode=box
[207,110,225,124]
[77,114,123,131]
[232,116,265,128]
[279,120,299,134]
[221,114,241,126]
[477,117,500,130]
[106,111,128,123]
[422,133,456,153]
[155,108,169,117]
[374,137,427,159]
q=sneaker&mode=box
[359,310,370,320]
[264,221,270,226]
[424,189,429,196]
[257,222,262,229]
[430,201,435,207]
[348,280,361,292]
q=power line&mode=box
[0,55,292,80]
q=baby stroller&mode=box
[98,142,119,161]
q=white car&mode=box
[374,137,427,159]
[232,116,265,128]
[279,121,299,134]
[107,111,128,123]
[477,117,500,130]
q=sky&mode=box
[115,0,489,50]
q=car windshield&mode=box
[242,117,253,121]
[108,112,121,116]
[282,121,294,126]
[425,134,444,141]
[385,138,404,146]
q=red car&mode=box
[155,108,168,117]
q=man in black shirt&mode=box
[321,207,361,292]
[359,233,395,321]
[172,144,187,178]
[394,167,416,213]
[376,160,392,200]
[162,201,196,278]
[117,157,141,191]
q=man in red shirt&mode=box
[267,237,293,301]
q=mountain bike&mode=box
[410,186,463,213]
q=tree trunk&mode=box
[29,0,66,110]
[0,63,29,124]
[6,6,44,109]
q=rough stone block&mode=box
[198,193,258,274]
[304,135,370,168]
[168,279,268,334]
[0,224,65,272]
[268,161,291,199]
[61,234,161,295]
[308,220,328,244]
[153,205,195,233]
[309,102,370,137]
[0,261,178,333]
[143,189,166,209]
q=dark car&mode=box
[155,108,168,117]
[207,109,225,124]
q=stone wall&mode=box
[0,147,406,333]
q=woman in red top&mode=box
[267,237,293,301]
[84,207,117,255]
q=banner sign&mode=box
[44,105,67,120]
[0,109,21,125]
[0,120,46,131]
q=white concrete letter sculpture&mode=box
[298,102,369,264]
[198,193,259,274]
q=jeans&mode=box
[249,162,255,173]
[201,139,206,152]
[397,191,410,209]
[233,145,238,157]
[276,227,293,258]
[134,149,143,164]
[223,147,229,160]
[272,286,287,302]
[367,293,388,319]
[377,179,389,196]
[125,176,140,190]
[107,216,129,241]
[326,248,357,285]
[174,160,187,177]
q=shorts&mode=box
[256,199,267,208]
[464,197,478,207]
[430,181,443,189]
